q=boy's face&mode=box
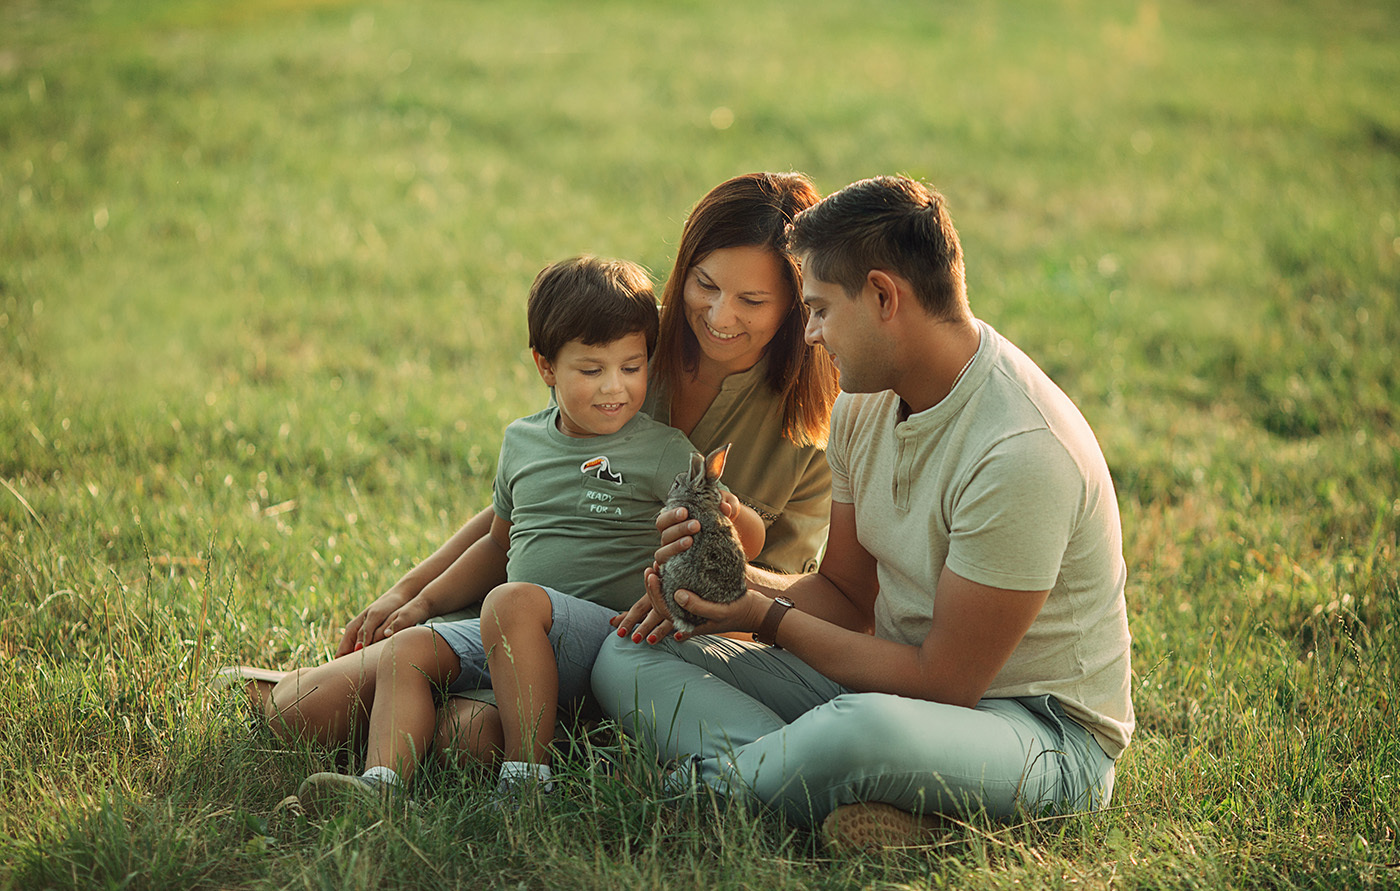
[533,332,649,438]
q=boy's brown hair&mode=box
[527,256,658,361]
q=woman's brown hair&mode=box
[653,172,840,448]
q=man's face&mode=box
[801,267,893,394]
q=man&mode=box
[593,175,1134,851]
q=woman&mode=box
[646,172,835,574]
[229,172,839,767]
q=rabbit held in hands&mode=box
[659,443,748,633]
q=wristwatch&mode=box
[754,596,796,647]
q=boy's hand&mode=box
[718,491,742,520]
[336,586,413,656]
[381,598,432,638]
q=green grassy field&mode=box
[3,0,1398,887]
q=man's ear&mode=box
[866,269,903,321]
[531,349,557,386]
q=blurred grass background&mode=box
[2,0,1397,887]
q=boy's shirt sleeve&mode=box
[490,426,516,522]
[648,429,701,501]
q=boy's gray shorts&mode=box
[427,585,618,706]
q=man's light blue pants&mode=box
[591,633,1117,828]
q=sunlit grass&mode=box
[2,0,1398,887]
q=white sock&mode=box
[361,766,401,787]
[497,760,554,794]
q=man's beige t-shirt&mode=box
[827,320,1135,757]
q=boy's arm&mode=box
[336,507,494,655]
[380,513,512,637]
[723,493,767,560]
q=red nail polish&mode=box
[632,633,643,643]
[647,635,658,645]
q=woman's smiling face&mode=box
[682,245,791,374]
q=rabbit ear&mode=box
[688,450,706,485]
[703,443,732,482]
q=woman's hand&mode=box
[336,585,415,656]
[654,506,701,568]
[611,564,679,643]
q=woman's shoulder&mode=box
[626,410,692,447]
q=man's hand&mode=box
[613,563,770,644]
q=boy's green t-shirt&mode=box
[492,407,697,612]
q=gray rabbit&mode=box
[659,443,748,633]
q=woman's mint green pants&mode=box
[592,633,1117,828]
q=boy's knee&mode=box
[377,626,447,675]
[481,583,552,641]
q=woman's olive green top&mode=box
[646,356,832,574]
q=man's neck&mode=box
[893,317,981,415]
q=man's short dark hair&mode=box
[527,256,658,361]
[786,175,969,320]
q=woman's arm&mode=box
[335,506,493,655]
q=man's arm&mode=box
[659,500,1050,708]
[744,501,876,633]
[737,567,1048,708]
[614,501,872,641]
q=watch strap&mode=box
[754,596,795,647]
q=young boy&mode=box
[296,256,764,812]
